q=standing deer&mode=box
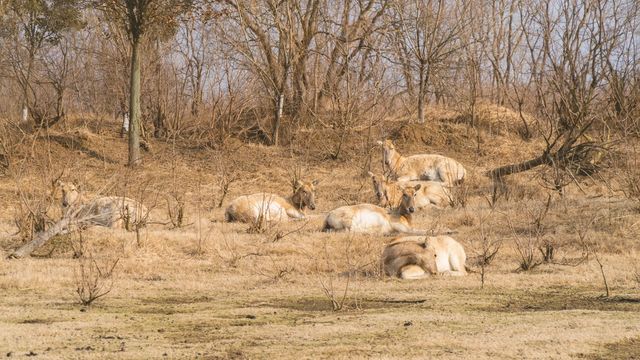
[377,139,466,185]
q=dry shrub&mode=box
[212,149,241,208]
[573,213,614,297]
[507,196,555,271]
[512,233,542,272]
[14,199,51,241]
[251,244,295,283]
[165,162,191,229]
[314,237,357,311]
[215,232,259,269]
[74,253,119,306]
[13,175,61,242]
[166,192,186,228]
[468,211,502,288]
[308,234,380,311]
[216,236,245,268]
[535,141,613,197]
[448,181,470,208]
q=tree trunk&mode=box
[19,50,36,127]
[8,217,71,259]
[487,152,550,179]
[417,96,425,124]
[272,94,284,146]
[417,63,429,124]
[128,39,142,166]
[292,56,309,116]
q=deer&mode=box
[368,171,450,209]
[56,180,148,230]
[381,235,467,279]
[377,139,466,185]
[322,184,428,235]
[225,179,319,223]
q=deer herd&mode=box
[54,139,468,280]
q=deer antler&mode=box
[290,165,303,192]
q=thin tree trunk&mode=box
[273,94,284,146]
[20,50,36,126]
[417,63,429,124]
[128,39,142,166]
[418,96,425,124]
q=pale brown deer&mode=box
[225,179,319,223]
[382,235,467,279]
[322,185,427,235]
[377,139,466,185]
[368,172,450,209]
[56,181,148,230]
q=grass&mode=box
[2,262,640,359]
[1,113,640,359]
[577,337,640,359]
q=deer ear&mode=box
[293,179,303,190]
[367,171,375,178]
[54,180,64,187]
[376,140,384,146]
[312,179,320,186]
[414,184,422,191]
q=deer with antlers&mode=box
[322,184,428,235]
[224,176,320,223]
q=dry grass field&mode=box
[1,107,640,359]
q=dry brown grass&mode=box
[1,110,639,359]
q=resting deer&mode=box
[56,181,148,230]
[225,179,319,223]
[322,185,427,235]
[368,171,450,209]
[381,235,467,279]
[377,139,466,185]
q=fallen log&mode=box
[8,217,72,259]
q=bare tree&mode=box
[176,5,218,117]
[482,0,522,105]
[221,0,321,146]
[388,0,470,123]
[317,0,389,110]
[99,0,191,166]
[488,0,636,185]
[3,0,83,128]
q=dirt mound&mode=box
[391,121,474,153]
[453,103,536,138]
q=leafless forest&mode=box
[1,0,640,359]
